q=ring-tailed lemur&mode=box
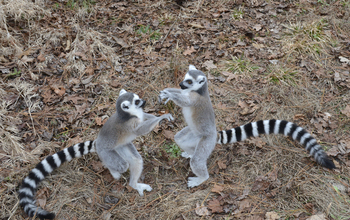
[159,65,335,188]
[18,89,173,219]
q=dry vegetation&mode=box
[0,0,350,219]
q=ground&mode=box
[1,0,350,219]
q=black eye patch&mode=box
[186,80,193,85]
[135,100,140,105]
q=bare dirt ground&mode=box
[1,0,350,219]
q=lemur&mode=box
[159,65,335,188]
[18,89,173,219]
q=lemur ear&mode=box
[198,75,206,84]
[189,65,197,71]
[119,89,127,96]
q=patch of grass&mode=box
[232,6,244,20]
[266,65,298,85]
[66,0,96,10]
[163,143,181,158]
[136,25,162,41]
[282,18,337,61]
[224,55,259,75]
[5,68,21,79]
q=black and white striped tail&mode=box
[217,119,335,169]
[18,140,95,219]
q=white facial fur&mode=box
[183,73,206,92]
[121,94,144,121]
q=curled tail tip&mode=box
[38,212,55,220]
[321,158,336,169]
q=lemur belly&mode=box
[182,107,201,135]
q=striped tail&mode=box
[217,119,335,169]
[18,140,95,219]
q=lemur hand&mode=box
[158,89,171,104]
[160,113,174,122]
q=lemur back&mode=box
[18,89,173,219]
[159,65,335,188]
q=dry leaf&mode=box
[21,55,35,64]
[37,53,45,62]
[265,211,280,220]
[95,117,103,126]
[207,199,223,213]
[91,161,104,172]
[195,202,210,216]
[183,46,196,56]
[238,100,249,109]
[306,213,327,220]
[75,103,87,114]
[238,199,251,211]
[202,60,217,70]
[221,71,237,81]
[339,56,350,64]
[163,130,175,139]
[217,160,227,169]
[334,72,342,82]
[211,184,224,194]
[341,105,350,117]
[253,24,262,31]
[52,85,66,96]
[37,198,47,208]
[327,146,340,157]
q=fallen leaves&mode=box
[183,46,196,56]
[341,105,350,117]
[202,60,217,70]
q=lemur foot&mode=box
[110,171,122,180]
[132,183,152,196]
[187,177,208,188]
[181,152,193,158]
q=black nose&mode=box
[140,100,146,108]
[179,82,187,90]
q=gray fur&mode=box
[159,65,335,188]
[18,89,173,219]
[95,90,173,195]
[159,66,217,187]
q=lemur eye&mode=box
[135,100,140,105]
[186,80,193,85]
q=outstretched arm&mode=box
[133,113,173,136]
[159,88,194,107]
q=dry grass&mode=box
[1,0,350,219]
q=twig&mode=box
[143,190,173,209]
[160,15,180,46]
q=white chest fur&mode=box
[182,107,199,134]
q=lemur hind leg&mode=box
[117,143,152,196]
[97,147,129,180]
[174,126,201,158]
[188,135,216,188]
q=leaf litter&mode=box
[1,0,350,219]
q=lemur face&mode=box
[179,65,207,91]
[118,89,145,119]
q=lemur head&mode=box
[179,65,208,95]
[116,89,145,121]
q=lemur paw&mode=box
[133,183,152,196]
[187,177,208,188]
[181,152,193,158]
[162,113,174,121]
[159,90,171,104]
